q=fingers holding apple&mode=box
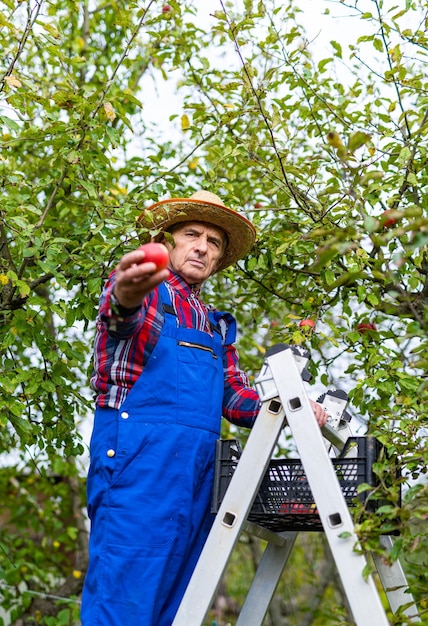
[113,244,170,308]
[119,243,170,275]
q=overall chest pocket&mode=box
[176,339,223,430]
[178,340,218,360]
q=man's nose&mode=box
[194,236,208,253]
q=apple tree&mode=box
[1,0,427,624]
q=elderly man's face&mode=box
[165,221,226,286]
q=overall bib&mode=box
[82,283,233,625]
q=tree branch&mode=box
[0,0,45,91]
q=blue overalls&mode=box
[81,282,234,625]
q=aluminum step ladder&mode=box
[172,344,420,626]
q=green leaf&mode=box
[324,270,336,286]
[373,38,384,52]
[56,608,73,625]
[338,531,352,538]
[0,115,20,131]
[79,179,98,198]
[367,292,379,306]
[330,40,342,58]
[362,563,373,581]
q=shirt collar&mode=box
[167,271,202,298]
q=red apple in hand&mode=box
[139,243,169,270]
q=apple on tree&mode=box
[299,319,315,330]
[380,209,400,228]
[356,322,377,334]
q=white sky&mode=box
[139,0,381,141]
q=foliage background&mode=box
[1,0,427,624]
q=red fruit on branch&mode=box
[380,209,397,228]
[162,4,171,13]
[299,319,315,329]
[138,243,170,270]
[356,322,377,333]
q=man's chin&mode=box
[179,267,209,285]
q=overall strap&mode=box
[158,281,236,349]
[209,310,237,346]
[158,282,177,323]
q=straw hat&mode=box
[137,190,256,272]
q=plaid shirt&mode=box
[90,271,260,428]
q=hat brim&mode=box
[137,197,256,272]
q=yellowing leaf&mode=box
[326,131,343,148]
[104,102,116,122]
[5,75,22,88]
[336,146,348,161]
[40,22,60,39]
[109,186,127,196]
[76,36,85,51]
[347,131,371,153]
[359,171,383,186]
[188,158,199,170]
[181,114,190,130]
[17,280,30,297]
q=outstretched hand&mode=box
[112,248,170,310]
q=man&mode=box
[81,190,327,625]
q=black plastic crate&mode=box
[211,437,397,532]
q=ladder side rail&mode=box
[172,396,287,626]
[321,422,348,453]
[267,348,390,626]
[235,393,352,626]
[319,391,356,457]
[373,535,421,622]
[235,532,297,626]
[320,390,419,619]
[242,521,291,546]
